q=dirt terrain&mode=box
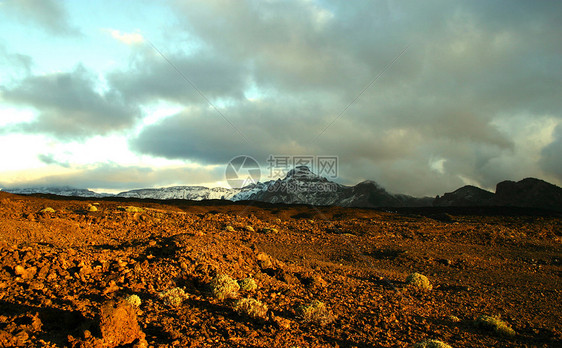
[0,191,560,347]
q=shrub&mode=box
[475,315,515,336]
[234,298,268,320]
[88,205,98,212]
[210,274,240,300]
[238,277,257,291]
[118,206,144,213]
[126,294,141,307]
[414,339,452,348]
[225,225,235,232]
[405,272,432,290]
[298,300,334,326]
[158,287,188,307]
[40,207,56,213]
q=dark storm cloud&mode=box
[129,98,330,164]
[129,0,560,195]
[1,0,80,36]
[1,65,140,139]
[108,48,249,104]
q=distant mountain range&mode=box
[2,166,561,211]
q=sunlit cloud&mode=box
[103,29,144,45]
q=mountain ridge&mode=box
[3,169,561,211]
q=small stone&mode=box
[103,280,120,295]
[272,316,291,329]
[14,265,25,276]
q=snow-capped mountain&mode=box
[1,186,111,198]
[230,166,431,207]
[240,166,347,205]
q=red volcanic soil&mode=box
[0,191,560,347]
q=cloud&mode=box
[2,0,561,196]
[540,124,562,182]
[103,29,144,45]
[37,153,70,168]
[0,163,225,191]
[119,0,562,195]
[0,45,33,76]
[0,65,140,139]
[107,47,249,105]
[1,0,80,36]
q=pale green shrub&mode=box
[298,300,334,326]
[210,274,240,300]
[475,315,515,336]
[238,277,257,291]
[414,339,452,348]
[158,287,188,307]
[234,298,268,320]
[126,294,141,307]
[405,272,432,290]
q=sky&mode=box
[0,0,561,196]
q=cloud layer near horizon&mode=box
[1,0,561,195]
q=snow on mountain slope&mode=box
[116,186,241,200]
[2,186,110,198]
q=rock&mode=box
[14,265,37,280]
[272,315,291,329]
[99,300,146,347]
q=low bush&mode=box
[126,294,141,307]
[118,206,144,213]
[210,274,240,300]
[475,315,516,336]
[414,339,452,348]
[238,277,257,291]
[158,287,188,307]
[297,300,334,326]
[234,298,268,320]
[405,272,432,290]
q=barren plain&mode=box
[0,192,560,347]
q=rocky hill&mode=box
[434,178,562,211]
